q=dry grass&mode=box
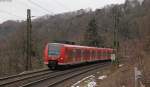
[97,64,135,87]
[141,54,150,87]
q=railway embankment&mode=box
[68,63,135,87]
[69,62,148,87]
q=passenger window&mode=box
[68,49,74,58]
[76,49,81,58]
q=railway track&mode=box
[20,62,110,87]
[0,68,52,87]
[0,62,110,87]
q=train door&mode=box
[103,49,106,60]
[105,49,108,60]
[72,48,76,64]
[81,49,83,62]
[97,50,99,60]
[98,49,101,60]
[91,50,94,61]
[90,50,92,61]
[106,50,110,60]
[94,50,97,60]
[87,49,90,62]
[65,48,70,63]
[95,50,98,60]
[85,49,89,62]
[101,49,104,60]
[76,49,81,63]
[67,48,75,64]
[82,49,87,62]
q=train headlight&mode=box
[60,57,63,60]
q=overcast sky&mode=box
[0,0,125,23]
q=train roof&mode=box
[48,43,114,51]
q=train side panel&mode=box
[57,46,113,65]
[58,47,65,64]
[44,45,49,64]
[43,43,114,69]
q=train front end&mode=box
[44,43,64,69]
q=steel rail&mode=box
[47,63,109,87]
[0,68,48,80]
[20,62,110,87]
[0,68,52,86]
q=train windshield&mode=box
[48,44,60,56]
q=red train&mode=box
[43,43,114,69]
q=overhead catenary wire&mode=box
[0,0,73,22]
[0,0,53,22]
[28,0,52,14]
[0,16,7,23]
[17,0,41,12]
[0,9,25,19]
[17,0,48,17]
[50,0,71,11]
